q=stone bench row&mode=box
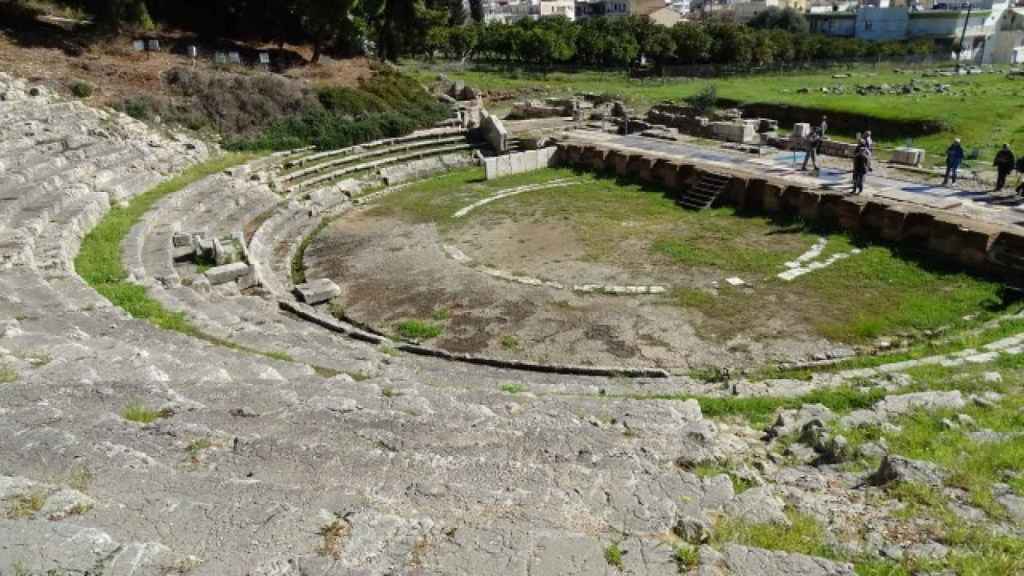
[283,142,477,195]
[284,126,466,169]
[558,142,1024,279]
[278,134,469,185]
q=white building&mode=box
[575,0,675,18]
[730,0,809,22]
[484,0,532,22]
[484,0,576,21]
[985,7,1024,62]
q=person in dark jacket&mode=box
[993,144,1016,191]
[943,138,965,186]
[852,144,872,195]
[802,128,822,172]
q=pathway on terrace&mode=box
[564,130,1024,233]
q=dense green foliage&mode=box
[31,0,935,66]
[227,67,448,150]
[451,16,935,68]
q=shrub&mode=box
[395,320,443,341]
[604,543,625,571]
[686,85,718,115]
[117,95,155,120]
[122,403,170,424]
[70,80,94,99]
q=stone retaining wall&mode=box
[484,147,559,180]
[555,141,1024,280]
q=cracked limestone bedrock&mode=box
[724,485,790,526]
[698,543,855,576]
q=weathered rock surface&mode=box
[294,278,341,305]
[698,544,856,576]
[869,455,945,488]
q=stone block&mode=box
[859,202,890,236]
[540,146,559,167]
[790,187,820,221]
[792,122,812,139]
[582,146,609,172]
[172,232,192,247]
[508,152,525,175]
[195,238,214,259]
[481,111,508,153]
[172,244,195,263]
[723,177,748,208]
[735,179,763,212]
[653,160,684,191]
[902,212,936,243]
[238,266,262,291]
[820,139,858,158]
[836,198,866,232]
[627,156,656,184]
[927,220,990,268]
[213,236,243,266]
[205,262,250,285]
[484,157,498,180]
[878,206,909,242]
[294,278,342,305]
[760,182,785,214]
[561,144,585,167]
[523,149,539,171]
[891,147,925,167]
[607,150,630,177]
[988,231,1024,271]
[711,122,756,144]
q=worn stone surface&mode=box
[204,261,250,285]
[869,455,945,488]
[699,544,856,576]
[2,70,1022,576]
[294,278,341,305]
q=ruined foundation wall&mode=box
[554,142,1024,280]
[484,147,559,180]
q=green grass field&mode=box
[372,167,1023,345]
[407,63,1024,163]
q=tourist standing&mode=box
[852,143,871,195]
[862,130,873,151]
[1016,154,1024,197]
[820,116,829,137]
[993,144,1016,191]
[802,127,822,172]
[943,138,965,186]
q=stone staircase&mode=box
[679,171,732,210]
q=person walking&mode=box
[852,143,872,195]
[802,127,822,172]
[993,143,1015,191]
[943,138,965,186]
[1016,154,1024,197]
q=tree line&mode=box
[435,15,937,69]
[39,1,935,67]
